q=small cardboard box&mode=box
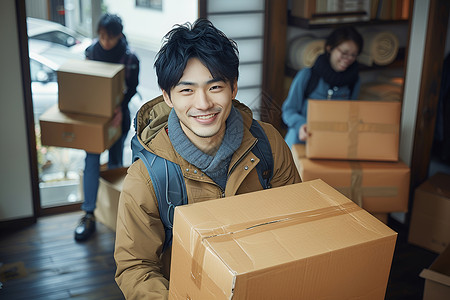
[57,59,125,118]
[306,100,401,161]
[420,245,450,299]
[94,167,127,231]
[408,172,450,253]
[169,179,397,300]
[39,105,121,154]
[292,151,410,213]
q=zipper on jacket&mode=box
[227,138,258,179]
[205,138,258,198]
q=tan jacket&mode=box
[114,96,302,299]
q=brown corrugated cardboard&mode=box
[94,167,127,231]
[408,172,450,253]
[294,156,410,213]
[169,179,397,300]
[39,105,121,154]
[420,245,450,299]
[291,143,306,175]
[306,100,401,161]
[292,144,391,223]
[57,59,125,118]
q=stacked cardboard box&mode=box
[39,59,125,154]
[306,100,401,161]
[292,100,410,220]
[169,179,397,299]
[408,172,450,253]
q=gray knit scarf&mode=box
[168,106,243,189]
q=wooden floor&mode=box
[0,212,439,299]
[0,212,124,300]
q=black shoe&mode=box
[74,213,96,241]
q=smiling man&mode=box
[113,19,301,299]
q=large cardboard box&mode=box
[292,145,410,213]
[39,105,121,154]
[94,167,127,231]
[169,179,397,300]
[306,100,401,161]
[420,245,450,299]
[408,172,450,253]
[57,59,125,118]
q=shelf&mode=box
[288,12,409,29]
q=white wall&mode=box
[103,0,198,51]
[0,0,34,221]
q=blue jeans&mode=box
[81,133,127,213]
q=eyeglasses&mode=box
[335,48,358,60]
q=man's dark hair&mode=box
[154,18,239,96]
[97,13,123,37]
[325,25,364,55]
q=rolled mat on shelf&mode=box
[357,30,400,66]
[287,36,325,70]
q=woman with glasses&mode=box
[282,25,363,147]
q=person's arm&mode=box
[259,122,302,187]
[114,160,169,300]
[281,69,311,136]
[123,53,140,106]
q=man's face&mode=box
[163,58,237,147]
[98,29,121,51]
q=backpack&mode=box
[131,116,274,252]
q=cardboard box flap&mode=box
[420,245,450,286]
[174,180,397,293]
[58,59,124,78]
[420,269,450,286]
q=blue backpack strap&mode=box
[249,119,274,189]
[134,150,187,252]
[131,113,187,252]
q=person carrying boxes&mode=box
[113,19,301,299]
[74,13,140,241]
[282,25,363,148]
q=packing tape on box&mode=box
[308,121,398,133]
[309,102,399,159]
[350,161,363,206]
[62,124,75,142]
[189,202,363,289]
[335,161,399,207]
